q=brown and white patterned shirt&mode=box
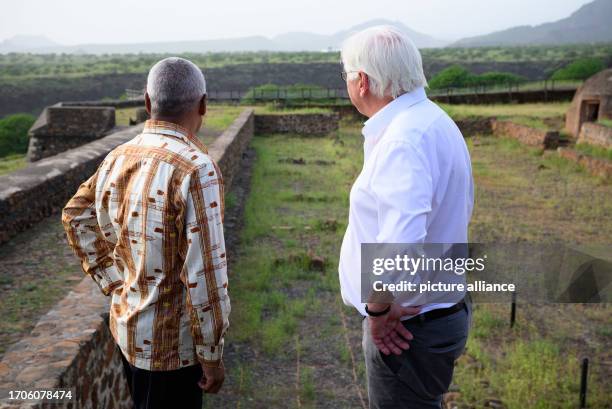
[62,120,230,371]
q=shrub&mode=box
[428,65,475,89]
[550,58,605,81]
[0,113,36,157]
[476,71,525,86]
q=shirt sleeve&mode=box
[371,139,433,244]
[62,167,124,296]
[179,161,230,368]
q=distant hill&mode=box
[0,35,60,53]
[453,0,612,47]
[0,19,447,54]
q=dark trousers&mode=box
[120,352,203,409]
[363,303,471,409]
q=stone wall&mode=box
[578,122,612,149]
[27,105,116,162]
[0,109,255,408]
[455,118,494,137]
[430,89,575,105]
[254,113,339,136]
[0,279,131,409]
[558,148,612,180]
[491,120,559,149]
[0,125,144,246]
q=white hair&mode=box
[146,57,206,116]
[341,25,427,98]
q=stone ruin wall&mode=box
[27,105,116,162]
[578,122,612,149]
[254,113,340,136]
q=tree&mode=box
[476,72,525,86]
[550,58,605,81]
[427,65,475,90]
[0,113,36,157]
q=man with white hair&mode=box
[62,57,229,408]
[338,26,474,408]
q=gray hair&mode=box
[341,25,427,98]
[146,57,207,117]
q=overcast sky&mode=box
[0,0,595,44]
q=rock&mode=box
[309,255,325,272]
[484,398,505,408]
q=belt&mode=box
[403,300,467,325]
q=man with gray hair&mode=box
[62,57,229,408]
[338,26,474,408]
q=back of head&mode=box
[146,57,206,117]
[341,25,427,99]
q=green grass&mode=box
[204,105,244,131]
[598,119,612,128]
[0,153,27,175]
[501,116,550,130]
[114,107,139,126]
[574,143,612,161]
[441,102,569,120]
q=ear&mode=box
[199,95,207,116]
[144,92,152,115]
[358,72,369,97]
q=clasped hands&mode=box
[367,303,421,355]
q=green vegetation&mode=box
[203,105,244,131]
[0,153,27,176]
[0,113,35,157]
[428,65,525,89]
[422,44,612,63]
[441,102,569,120]
[598,119,612,128]
[2,44,610,81]
[550,57,606,80]
[253,105,332,115]
[241,83,337,104]
[574,142,612,161]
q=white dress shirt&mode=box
[338,87,474,317]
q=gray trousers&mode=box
[362,304,470,409]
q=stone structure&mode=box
[254,113,339,136]
[0,279,132,409]
[0,125,144,245]
[27,105,116,162]
[491,120,559,149]
[454,118,494,137]
[577,122,612,149]
[558,147,612,180]
[0,109,255,408]
[565,69,612,138]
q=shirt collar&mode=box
[143,119,208,153]
[362,87,427,139]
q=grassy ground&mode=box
[0,153,27,176]
[598,119,612,128]
[204,119,610,408]
[574,143,612,161]
[0,214,83,356]
[203,125,367,408]
[440,102,570,119]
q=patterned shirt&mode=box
[62,120,230,371]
